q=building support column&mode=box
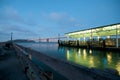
[90,28,92,45]
[116,25,118,48]
[67,36,69,41]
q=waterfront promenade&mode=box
[0,42,120,80]
[0,43,28,80]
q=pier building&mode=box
[59,23,120,49]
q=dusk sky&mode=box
[0,0,120,41]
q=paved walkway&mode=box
[0,44,28,80]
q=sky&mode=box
[0,0,120,41]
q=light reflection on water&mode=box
[63,47,120,75]
[17,42,120,75]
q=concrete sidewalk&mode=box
[0,44,28,80]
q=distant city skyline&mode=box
[0,0,120,41]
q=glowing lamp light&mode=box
[107,36,110,38]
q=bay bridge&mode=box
[31,36,66,42]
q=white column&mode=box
[98,36,100,41]
[116,25,118,48]
[84,37,86,41]
[91,28,92,45]
[67,36,69,41]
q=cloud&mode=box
[49,12,75,22]
[1,24,28,32]
[0,30,10,41]
[49,12,66,21]
[0,6,37,26]
[1,23,38,35]
[74,24,81,27]
[0,6,22,23]
[0,22,38,41]
[0,31,9,36]
[42,12,79,27]
[0,6,38,41]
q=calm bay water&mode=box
[17,42,120,74]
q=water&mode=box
[17,42,120,75]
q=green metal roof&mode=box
[65,23,120,38]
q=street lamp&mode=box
[11,32,13,41]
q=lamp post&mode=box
[58,33,60,40]
[39,37,41,43]
[11,32,13,41]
